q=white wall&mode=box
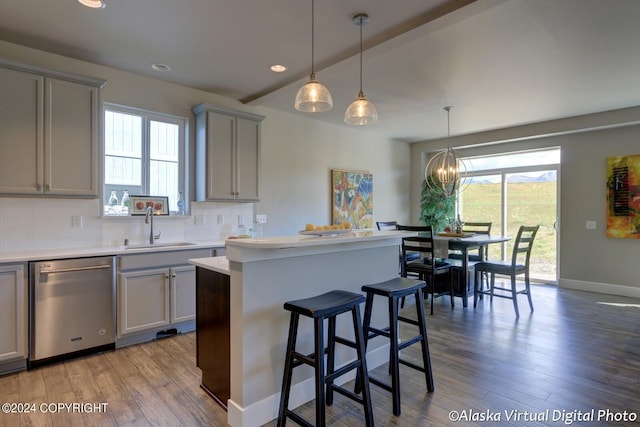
[0,40,410,252]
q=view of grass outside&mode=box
[459,176,557,282]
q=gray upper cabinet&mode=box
[193,103,264,202]
[0,59,105,197]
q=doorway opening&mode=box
[459,148,560,283]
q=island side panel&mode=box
[196,266,231,408]
[229,244,399,420]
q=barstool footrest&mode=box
[291,351,315,368]
[325,360,361,383]
[333,335,358,349]
[398,334,422,351]
[397,315,419,327]
[399,358,427,373]
[330,383,366,405]
[366,325,390,340]
[368,375,393,393]
[285,410,314,427]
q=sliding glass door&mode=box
[459,149,559,283]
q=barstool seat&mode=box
[277,290,374,427]
[355,277,435,416]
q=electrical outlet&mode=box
[238,215,244,225]
[195,215,205,226]
[217,214,224,224]
[586,220,596,230]
[72,215,83,229]
[256,214,267,224]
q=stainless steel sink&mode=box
[124,242,197,250]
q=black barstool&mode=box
[355,277,434,416]
[277,290,374,427]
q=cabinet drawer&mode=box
[119,248,214,271]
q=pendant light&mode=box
[344,13,378,125]
[424,106,467,197]
[294,0,333,112]
[78,0,105,8]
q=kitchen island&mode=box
[190,230,407,427]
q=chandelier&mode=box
[424,106,467,197]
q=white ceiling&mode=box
[1,0,640,143]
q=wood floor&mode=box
[1,283,639,427]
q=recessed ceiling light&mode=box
[270,64,287,73]
[78,0,105,9]
[151,63,171,72]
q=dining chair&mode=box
[473,225,540,317]
[376,221,398,231]
[448,221,492,261]
[447,221,492,294]
[400,226,454,315]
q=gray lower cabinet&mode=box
[193,103,265,202]
[117,248,214,345]
[0,59,104,197]
[0,263,28,374]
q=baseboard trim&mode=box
[559,279,640,298]
[227,342,390,427]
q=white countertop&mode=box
[189,256,229,275]
[0,240,226,263]
[224,230,409,249]
[224,230,410,263]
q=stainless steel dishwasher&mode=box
[29,256,116,366]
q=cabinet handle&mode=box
[45,184,51,192]
[36,183,42,191]
[165,274,170,279]
[172,273,176,278]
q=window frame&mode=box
[102,103,188,216]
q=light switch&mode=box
[586,220,596,230]
[72,215,83,228]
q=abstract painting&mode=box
[331,169,373,229]
[606,154,640,238]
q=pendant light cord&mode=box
[311,0,315,76]
[359,16,363,93]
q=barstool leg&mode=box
[277,313,299,427]
[326,315,337,406]
[314,317,326,427]
[388,295,401,416]
[354,292,374,395]
[414,289,435,392]
[352,305,374,427]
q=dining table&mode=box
[433,233,511,307]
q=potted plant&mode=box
[420,176,456,232]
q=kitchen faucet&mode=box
[145,206,161,244]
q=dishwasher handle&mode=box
[40,264,113,274]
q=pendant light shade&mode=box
[424,107,467,197]
[295,0,333,112]
[78,0,105,8]
[344,13,378,126]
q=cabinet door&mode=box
[45,78,99,196]
[206,111,235,200]
[235,117,261,201]
[171,265,196,323]
[118,269,170,336]
[0,264,27,362]
[0,67,44,195]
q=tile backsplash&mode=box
[0,198,253,253]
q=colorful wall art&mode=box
[331,169,373,229]
[606,154,640,238]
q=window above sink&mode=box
[103,103,188,217]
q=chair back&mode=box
[462,222,492,235]
[376,221,398,231]
[400,226,436,266]
[510,225,540,268]
[396,224,431,232]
